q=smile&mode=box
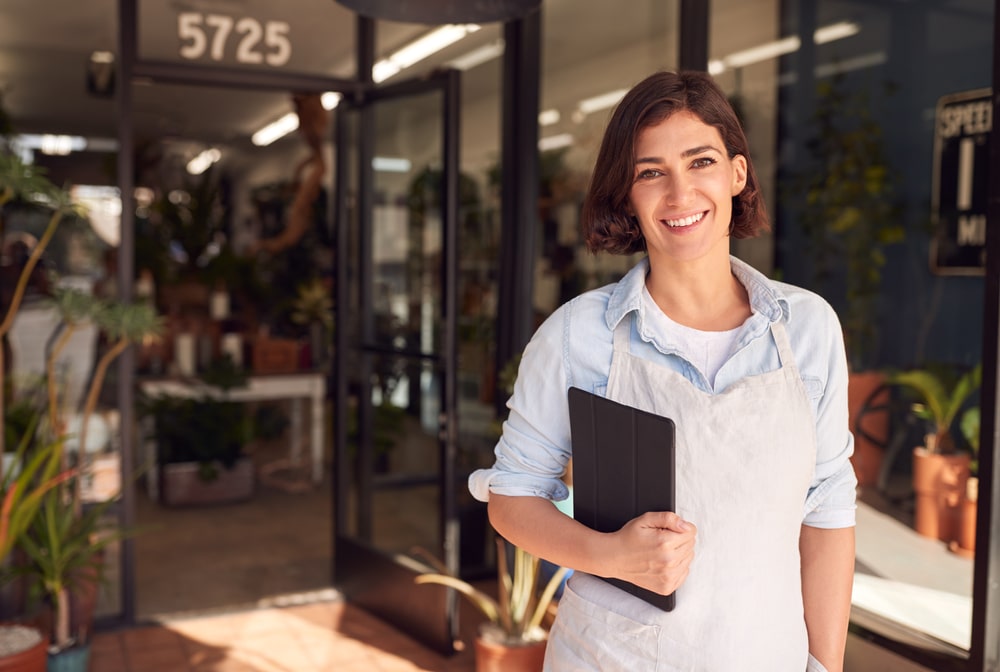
[664,212,705,228]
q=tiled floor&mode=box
[91,597,478,672]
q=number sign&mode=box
[931,88,992,275]
[177,12,291,67]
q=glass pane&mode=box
[371,91,443,354]
[369,358,443,555]
[767,0,992,660]
[130,82,335,618]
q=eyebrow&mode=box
[635,144,722,164]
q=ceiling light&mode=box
[577,89,628,116]
[373,157,411,173]
[814,21,860,44]
[252,112,299,146]
[40,134,86,156]
[373,24,480,84]
[447,39,504,71]
[710,20,861,75]
[321,92,342,110]
[186,148,222,175]
[539,109,560,126]
[539,133,573,151]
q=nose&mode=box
[661,171,692,207]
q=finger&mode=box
[642,510,694,532]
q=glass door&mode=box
[333,69,461,655]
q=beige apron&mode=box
[545,316,828,672]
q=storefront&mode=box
[0,1,998,669]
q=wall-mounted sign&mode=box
[931,88,992,275]
[177,12,291,67]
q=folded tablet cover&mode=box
[567,386,677,611]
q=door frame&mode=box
[332,67,461,655]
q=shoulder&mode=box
[772,280,843,336]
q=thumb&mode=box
[642,510,693,532]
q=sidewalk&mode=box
[90,598,477,671]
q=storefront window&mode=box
[768,0,993,664]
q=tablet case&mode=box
[567,386,677,611]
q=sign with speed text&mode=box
[931,88,992,275]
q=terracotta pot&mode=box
[0,625,47,672]
[955,476,978,556]
[474,636,546,672]
[848,371,889,488]
[912,447,970,542]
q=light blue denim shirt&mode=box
[469,255,858,529]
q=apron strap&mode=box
[770,319,800,376]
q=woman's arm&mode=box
[488,493,696,596]
[800,524,855,671]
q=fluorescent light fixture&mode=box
[539,109,560,126]
[814,21,860,44]
[321,92,342,110]
[539,133,573,151]
[709,21,860,75]
[373,24,480,83]
[373,156,412,173]
[577,89,628,116]
[447,39,504,71]
[13,134,87,156]
[252,25,479,144]
[90,50,114,64]
[252,112,299,146]
[186,148,222,175]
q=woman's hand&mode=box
[606,511,697,596]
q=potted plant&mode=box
[953,403,980,557]
[791,74,907,488]
[414,539,569,672]
[887,362,981,543]
[17,483,133,671]
[2,152,162,669]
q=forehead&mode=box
[635,110,724,152]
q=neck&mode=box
[645,253,751,331]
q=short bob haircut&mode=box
[582,70,769,255]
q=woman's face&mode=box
[628,110,747,267]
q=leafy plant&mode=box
[414,539,568,645]
[140,395,253,482]
[887,362,982,455]
[19,485,135,652]
[794,74,905,371]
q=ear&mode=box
[731,154,748,196]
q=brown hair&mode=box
[582,70,769,255]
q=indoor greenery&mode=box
[1,151,162,665]
[886,362,982,455]
[414,539,568,646]
[795,73,906,371]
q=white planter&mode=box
[160,458,254,506]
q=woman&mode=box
[468,70,857,671]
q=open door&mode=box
[333,68,461,654]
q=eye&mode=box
[691,157,717,169]
[635,168,663,181]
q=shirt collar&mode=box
[604,255,789,331]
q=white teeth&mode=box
[664,212,704,227]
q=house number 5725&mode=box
[177,12,292,67]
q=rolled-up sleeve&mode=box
[468,306,574,503]
[802,300,858,529]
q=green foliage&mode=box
[795,74,905,371]
[887,362,981,455]
[414,539,568,645]
[140,395,253,480]
[18,484,135,650]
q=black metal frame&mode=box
[113,0,360,628]
[331,66,461,654]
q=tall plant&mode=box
[796,74,906,371]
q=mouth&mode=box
[663,211,706,228]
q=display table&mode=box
[139,373,327,500]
